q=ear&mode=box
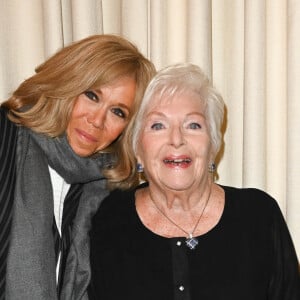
[135,153,144,166]
[208,145,216,163]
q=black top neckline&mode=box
[132,184,228,241]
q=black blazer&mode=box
[0,107,18,295]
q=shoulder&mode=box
[220,186,291,246]
[223,185,276,204]
[101,186,136,210]
[99,182,148,210]
[0,106,6,116]
[91,185,138,229]
[1,106,9,121]
[0,106,18,133]
[222,185,282,220]
[0,106,9,126]
[0,106,18,155]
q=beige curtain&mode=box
[1,0,299,258]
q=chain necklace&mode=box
[149,184,212,250]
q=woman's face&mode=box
[137,91,212,192]
[67,76,136,157]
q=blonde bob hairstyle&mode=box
[2,34,156,189]
[129,63,225,187]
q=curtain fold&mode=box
[287,0,300,256]
[212,0,245,187]
[0,0,299,258]
[42,0,64,57]
[243,0,266,191]
[187,0,212,77]
[265,0,287,210]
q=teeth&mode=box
[164,158,191,163]
[174,159,184,163]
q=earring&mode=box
[208,162,216,173]
[137,163,144,173]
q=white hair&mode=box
[132,63,225,159]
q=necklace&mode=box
[150,185,212,250]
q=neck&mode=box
[135,183,225,242]
[148,180,213,212]
[147,182,213,245]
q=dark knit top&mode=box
[89,184,300,300]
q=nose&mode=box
[169,126,185,148]
[87,108,106,129]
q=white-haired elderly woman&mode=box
[89,63,300,300]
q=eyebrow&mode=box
[145,111,165,118]
[146,111,205,118]
[113,101,131,109]
[93,88,131,112]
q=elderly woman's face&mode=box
[136,91,212,191]
[67,76,136,157]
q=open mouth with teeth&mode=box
[163,158,192,166]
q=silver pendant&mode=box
[185,236,198,250]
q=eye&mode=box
[188,122,202,129]
[111,108,126,119]
[151,122,165,130]
[84,91,98,102]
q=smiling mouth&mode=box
[76,128,98,143]
[163,158,192,165]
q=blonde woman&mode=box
[0,34,155,299]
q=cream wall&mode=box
[1,0,299,258]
